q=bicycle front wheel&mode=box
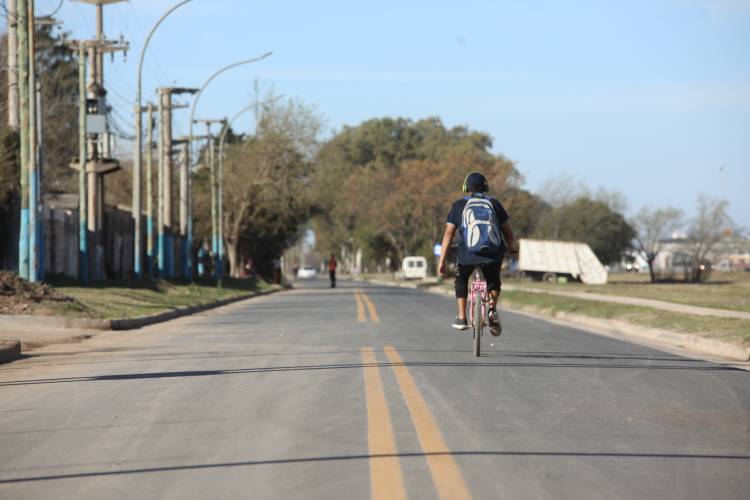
[473,294,482,357]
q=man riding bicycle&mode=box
[437,172,517,336]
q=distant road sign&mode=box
[433,243,442,257]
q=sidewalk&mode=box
[504,284,750,320]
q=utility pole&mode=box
[35,79,44,278]
[178,140,189,269]
[27,0,39,282]
[157,87,196,278]
[194,119,224,281]
[17,0,29,280]
[77,44,88,285]
[70,1,128,281]
[7,0,19,131]
[157,94,164,277]
[145,102,155,277]
[217,119,228,288]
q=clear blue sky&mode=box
[50,0,750,227]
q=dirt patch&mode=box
[0,271,89,316]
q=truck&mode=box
[517,239,608,285]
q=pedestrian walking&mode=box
[328,254,337,288]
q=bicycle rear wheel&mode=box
[473,293,482,357]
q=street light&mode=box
[185,53,272,279]
[215,96,282,286]
[132,0,193,280]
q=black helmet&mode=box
[462,171,489,193]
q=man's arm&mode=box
[437,223,457,276]
[501,221,518,253]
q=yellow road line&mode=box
[384,346,472,500]
[360,290,381,323]
[361,347,407,500]
[355,289,366,322]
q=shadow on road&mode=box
[1,450,748,484]
[1,358,743,386]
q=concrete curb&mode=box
[0,286,283,333]
[0,339,22,364]
[362,279,750,362]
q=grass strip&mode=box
[506,271,750,313]
[50,278,269,320]
[500,290,750,347]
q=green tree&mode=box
[0,26,79,208]
[313,117,523,269]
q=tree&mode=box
[193,97,323,278]
[632,206,683,282]
[688,195,734,264]
[312,117,522,269]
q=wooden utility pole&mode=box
[17,0,29,280]
[7,0,19,131]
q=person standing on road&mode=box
[328,254,338,288]
[437,171,517,336]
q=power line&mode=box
[124,0,172,84]
[114,1,170,90]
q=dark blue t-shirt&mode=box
[447,194,509,265]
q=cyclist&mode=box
[437,172,517,336]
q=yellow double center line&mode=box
[361,346,472,500]
[361,347,407,500]
[355,289,380,323]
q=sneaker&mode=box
[452,316,469,331]
[488,308,502,337]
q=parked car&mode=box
[296,266,317,279]
[402,256,428,280]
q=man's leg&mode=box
[457,298,467,319]
[481,261,503,336]
[452,264,471,330]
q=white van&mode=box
[402,256,428,279]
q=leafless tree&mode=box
[632,206,682,282]
[689,195,734,264]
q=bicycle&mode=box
[467,266,489,357]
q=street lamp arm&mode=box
[137,0,194,101]
[188,52,273,152]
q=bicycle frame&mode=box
[467,266,488,356]
[468,269,487,325]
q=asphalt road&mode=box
[1,279,749,499]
